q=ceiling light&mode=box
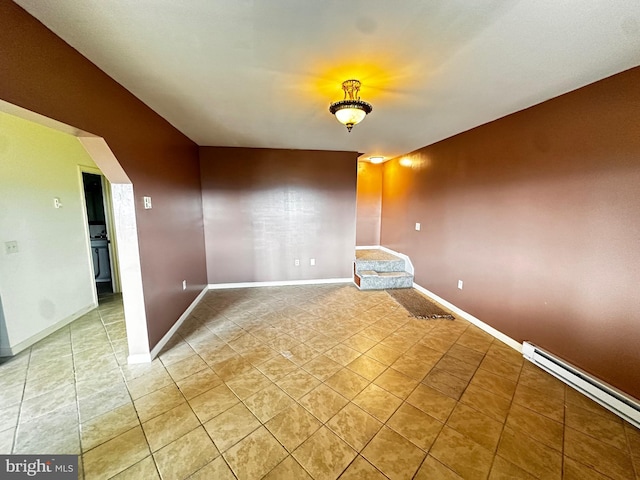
[369,156,384,164]
[329,79,372,132]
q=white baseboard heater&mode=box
[522,342,640,429]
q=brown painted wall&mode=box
[0,1,208,348]
[200,147,359,283]
[380,67,640,399]
[355,161,383,246]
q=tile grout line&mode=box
[104,302,154,480]
[10,345,33,455]
[486,340,522,479]
[69,324,83,478]
[17,285,635,479]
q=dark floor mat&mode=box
[386,288,455,320]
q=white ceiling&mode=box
[14,0,640,160]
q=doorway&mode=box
[1,99,151,362]
[81,170,121,301]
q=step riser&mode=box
[355,259,405,273]
[357,274,414,290]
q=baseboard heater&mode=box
[522,342,640,429]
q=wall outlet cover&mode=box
[143,196,152,209]
[458,280,463,290]
[415,222,421,231]
[5,241,19,254]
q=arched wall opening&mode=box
[0,100,151,361]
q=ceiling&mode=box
[14,0,640,161]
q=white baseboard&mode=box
[126,352,152,364]
[413,283,522,353]
[207,255,518,353]
[208,278,353,290]
[126,274,520,365]
[357,246,517,352]
[355,245,380,250]
[127,286,208,365]
[128,279,355,364]
[1,303,98,356]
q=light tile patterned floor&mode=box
[0,285,639,479]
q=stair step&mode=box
[355,249,405,273]
[355,270,413,290]
[358,270,379,277]
[358,270,411,278]
[354,249,413,290]
[355,258,405,273]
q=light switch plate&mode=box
[415,222,421,231]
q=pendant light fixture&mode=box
[329,79,372,132]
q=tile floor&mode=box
[0,285,639,479]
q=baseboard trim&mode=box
[413,283,522,353]
[2,303,98,357]
[357,246,516,352]
[129,279,354,364]
[208,278,353,290]
[127,352,152,364]
[128,286,208,365]
[127,276,520,365]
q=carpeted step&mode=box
[355,249,406,274]
[355,270,413,290]
[356,259,406,273]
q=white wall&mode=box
[0,111,97,354]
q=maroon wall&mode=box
[355,161,383,246]
[380,67,640,399]
[0,1,208,348]
[200,147,359,284]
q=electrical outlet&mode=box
[53,197,62,209]
[458,280,463,290]
[143,196,152,209]
[415,222,421,231]
[310,258,316,266]
[182,280,187,290]
[294,259,300,267]
[5,241,19,254]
